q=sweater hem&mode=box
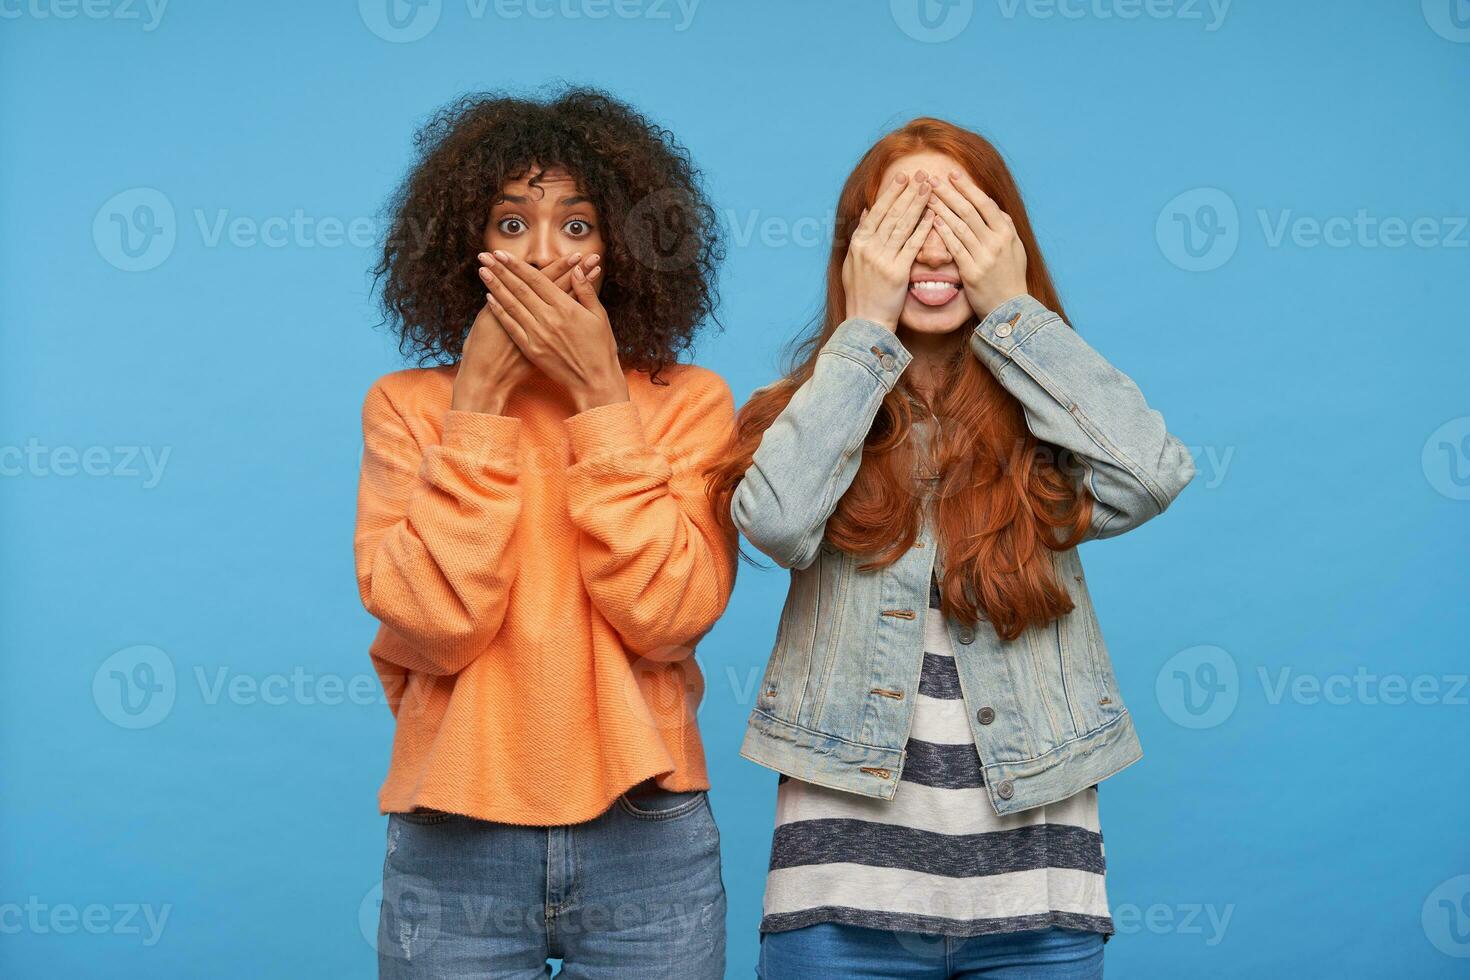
[378,766,711,827]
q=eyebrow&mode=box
[495,194,590,207]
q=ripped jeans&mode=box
[375,783,726,979]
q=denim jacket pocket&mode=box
[757,553,824,724]
[1056,574,1124,734]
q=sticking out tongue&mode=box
[909,281,960,307]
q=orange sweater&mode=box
[354,362,737,826]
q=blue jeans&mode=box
[757,922,1104,979]
[377,785,726,979]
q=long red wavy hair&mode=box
[707,118,1094,641]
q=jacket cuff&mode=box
[565,398,648,464]
[972,294,1061,358]
[821,318,912,390]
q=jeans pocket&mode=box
[617,787,708,821]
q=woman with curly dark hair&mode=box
[354,86,734,979]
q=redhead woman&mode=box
[358,87,735,979]
[709,118,1196,978]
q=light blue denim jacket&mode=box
[731,294,1196,815]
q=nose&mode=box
[914,222,951,267]
[523,225,558,271]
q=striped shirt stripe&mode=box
[909,692,975,744]
[764,863,1111,924]
[770,818,1107,876]
[916,651,964,699]
[772,775,1101,838]
[901,738,986,789]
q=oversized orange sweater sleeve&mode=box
[564,372,738,659]
[354,382,523,675]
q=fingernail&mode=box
[478,251,492,262]
[950,170,962,181]
[569,252,582,263]
[586,253,601,265]
[493,250,511,261]
[895,173,908,184]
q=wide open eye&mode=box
[497,216,527,235]
[563,218,594,239]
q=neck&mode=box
[896,325,970,401]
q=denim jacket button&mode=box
[957,627,975,645]
[996,780,1014,800]
[977,706,995,725]
[995,322,1014,339]
[879,353,896,370]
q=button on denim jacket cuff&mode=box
[731,294,1196,815]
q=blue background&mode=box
[3,1,1467,976]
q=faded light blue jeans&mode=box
[757,922,1104,979]
[376,784,726,979]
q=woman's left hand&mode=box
[927,170,1030,320]
[481,250,630,413]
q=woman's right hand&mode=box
[450,301,536,415]
[450,252,600,415]
[842,170,935,330]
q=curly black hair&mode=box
[371,85,723,382]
